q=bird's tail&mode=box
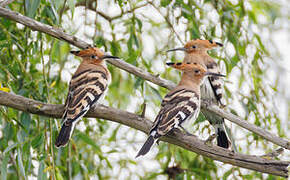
[55,121,74,148]
[136,131,158,158]
[215,123,230,149]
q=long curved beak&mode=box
[166,47,187,52]
[215,42,223,47]
[205,72,226,77]
[101,55,120,60]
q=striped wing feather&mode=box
[151,89,200,136]
[62,69,108,125]
[206,61,224,105]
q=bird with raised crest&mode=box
[55,47,119,148]
[167,39,233,150]
[136,62,225,157]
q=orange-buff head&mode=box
[70,47,119,62]
[167,39,223,54]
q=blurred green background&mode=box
[0,0,289,179]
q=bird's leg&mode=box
[201,98,212,108]
[177,126,195,137]
[204,133,217,145]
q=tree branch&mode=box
[0,6,289,151]
[0,91,288,177]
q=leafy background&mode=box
[0,0,289,179]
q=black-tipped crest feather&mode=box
[166,62,175,66]
[70,50,80,55]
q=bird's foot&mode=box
[179,126,195,137]
[204,133,217,146]
[201,98,212,108]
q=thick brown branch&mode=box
[0,6,289,151]
[0,91,289,177]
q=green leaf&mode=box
[20,112,31,131]
[161,0,171,7]
[134,77,144,89]
[3,142,18,154]
[77,132,101,153]
[37,161,45,180]
[136,18,143,32]
[1,153,9,180]
[27,0,41,18]
[68,0,76,17]
[17,148,26,178]
[108,125,121,142]
[31,133,44,149]
[147,84,162,101]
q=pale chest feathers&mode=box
[178,95,201,132]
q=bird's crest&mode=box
[184,39,223,49]
[70,47,105,58]
[167,39,223,53]
[70,47,119,60]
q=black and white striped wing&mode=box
[55,69,109,147]
[206,62,224,106]
[63,70,108,125]
[204,62,231,149]
[151,89,200,137]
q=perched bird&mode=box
[167,39,232,149]
[136,62,225,157]
[55,47,119,147]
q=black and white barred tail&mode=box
[136,131,159,158]
[214,124,230,149]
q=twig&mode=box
[0,0,14,7]
[0,6,289,151]
[0,91,288,177]
[148,1,184,44]
[59,0,149,22]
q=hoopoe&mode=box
[136,62,225,157]
[55,47,119,147]
[167,39,232,149]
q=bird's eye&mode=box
[192,45,196,49]
[91,55,96,59]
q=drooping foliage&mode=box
[0,0,288,179]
